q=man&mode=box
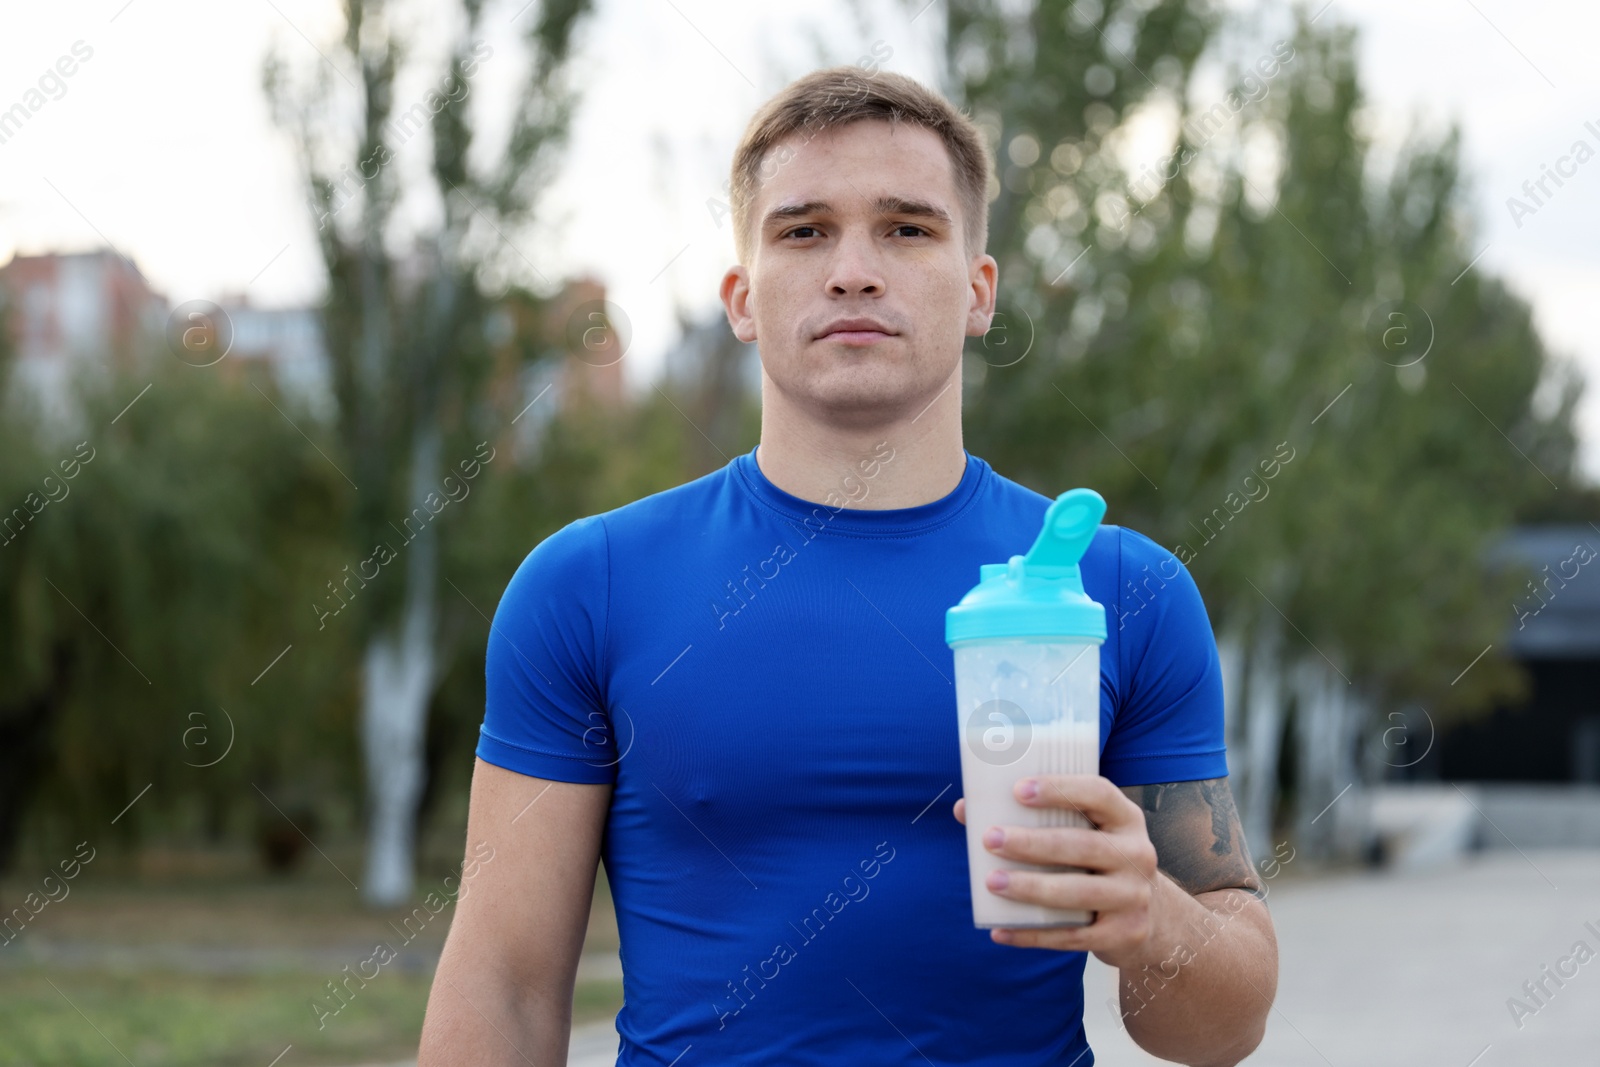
[418,66,1277,1066]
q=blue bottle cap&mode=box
[945,488,1108,646]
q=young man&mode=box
[418,67,1277,1066]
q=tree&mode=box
[0,349,351,875]
[946,1,1578,855]
[263,0,596,904]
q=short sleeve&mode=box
[1100,526,1230,786]
[476,514,617,784]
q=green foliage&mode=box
[955,4,1574,727]
[423,389,702,832]
[0,333,707,873]
[0,353,357,869]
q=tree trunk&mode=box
[1239,617,1285,855]
[1215,619,1247,773]
[0,641,72,876]
[360,424,442,907]
[1291,659,1370,861]
[1291,658,1339,858]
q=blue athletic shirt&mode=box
[477,444,1230,1066]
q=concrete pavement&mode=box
[1083,848,1600,1066]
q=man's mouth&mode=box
[820,329,894,345]
[816,318,897,345]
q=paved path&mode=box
[1082,848,1600,1066]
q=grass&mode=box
[0,856,624,1065]
[0,968,625,1067]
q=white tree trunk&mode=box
[1291,660,1370,860]
[361,425,442,907]
[1291,658,1340,857]
[1239,618,1285,855]
[1216,620,1248,771]
[361,616,436,905]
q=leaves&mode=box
[956,4,1571,739]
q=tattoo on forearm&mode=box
[1120,777,1262,897]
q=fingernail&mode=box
[983,827,1005,849]
[1019,778,1039,800]
[987,870,1010,891]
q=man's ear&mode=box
[721,265,758,343]
[965,252,999,337]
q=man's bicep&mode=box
[451,758,613,989]
[1118,777,1263,898]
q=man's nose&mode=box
[826,230,886,296]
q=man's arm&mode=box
[417,758,611,1066]
[956,773,1277,1067]
[1111,777,1278,1066]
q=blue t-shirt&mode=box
[477,445,1229,1066]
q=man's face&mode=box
[721,119,997,427]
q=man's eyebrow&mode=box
[873,196,954,225]
[762,199,833,228]
[761,196,954,230]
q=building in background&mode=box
[1439,525,1600,783]
[3,249,629,448]
[0,249,167,424]
[489,275,632,464]
[210,294,334,419]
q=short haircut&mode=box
[729,66,993,265]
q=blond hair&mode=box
[728,66,992,264]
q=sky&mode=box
[2,0,1596,476]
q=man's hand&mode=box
[952,773,1160,969]
[957,773,1277,1066]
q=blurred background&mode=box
[2,0,1597,1063]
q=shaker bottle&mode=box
[945,488,1108,929]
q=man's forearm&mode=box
[1114,876,1278,1067]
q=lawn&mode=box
[0,854,623,1066]
[0,969,625,1067]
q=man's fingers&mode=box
[1018,774,1142,831]
[991,912,1144,953]
[953,797,965,824]
[982,824,1148,873]
[986,868,1150,914]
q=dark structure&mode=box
[1440,525,1600,782]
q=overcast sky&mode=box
[2,0,1595,477]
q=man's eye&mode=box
[784,225,820,239]
[893,224,928,238]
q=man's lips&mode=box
[817,328,896,345]
[816,316,897,344]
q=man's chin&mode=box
[793,381,927,426]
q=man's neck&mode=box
[753,369,967,511]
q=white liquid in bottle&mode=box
[960,718,1101,928]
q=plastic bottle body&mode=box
[953,636,1102,928]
